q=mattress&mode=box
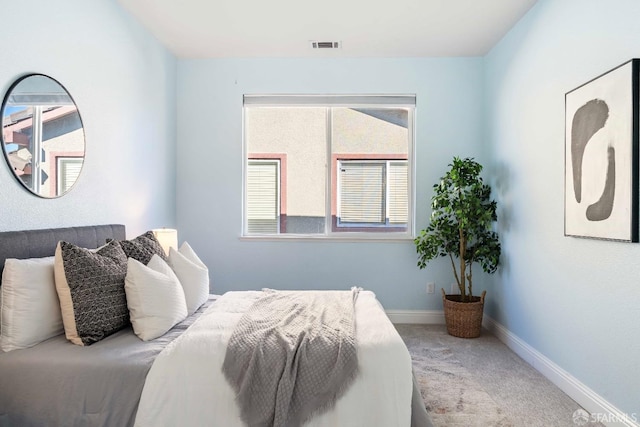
[0,297,215,427]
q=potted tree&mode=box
[414,157,501,338]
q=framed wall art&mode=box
[565,59,639,242]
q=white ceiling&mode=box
[116,0,538,59]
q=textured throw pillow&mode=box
[117,231,167,265]
[54,240,129,346]
[0,256,63,352]
[168,242,209,315]
[125,255,188,341]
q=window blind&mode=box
[388,161,408,224]
[244,94,416,108]
[246,160,279,234]
[58,158,82,193]
[339,162,385,224]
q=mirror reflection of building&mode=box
[1,74,85,198]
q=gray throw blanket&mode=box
[222,288,361,427]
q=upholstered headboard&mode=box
[0,224,126,276]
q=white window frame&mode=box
[242,94,416,240]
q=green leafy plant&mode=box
[414,157,501,302]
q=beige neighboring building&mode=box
[246,107,409,234]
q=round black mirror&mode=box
[1,74,85,198]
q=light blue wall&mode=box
[176,58,485,310]
[484,0,640,416]
[0,0,177,236]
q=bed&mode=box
[0,224,432,427]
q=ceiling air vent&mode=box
[310,41,341,49]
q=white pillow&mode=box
[125,255,188,341]
[168,242,209,315]
[0,257,63,352]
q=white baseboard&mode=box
[483,316,639,427]
[385,309,445,324]
[386,309,638,427]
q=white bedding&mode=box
[134,290,413,427]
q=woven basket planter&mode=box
[441,289,486,338]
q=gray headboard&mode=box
[0,224,126,276]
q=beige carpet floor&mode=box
[396,324,603,427]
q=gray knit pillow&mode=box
[54,240,129,346]
[117,231,166,265]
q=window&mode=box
[243,95,415,238]
[337,160,408,230]
[57,157,83,194]
[246,159,280,234]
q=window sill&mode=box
[239,233,415,243]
